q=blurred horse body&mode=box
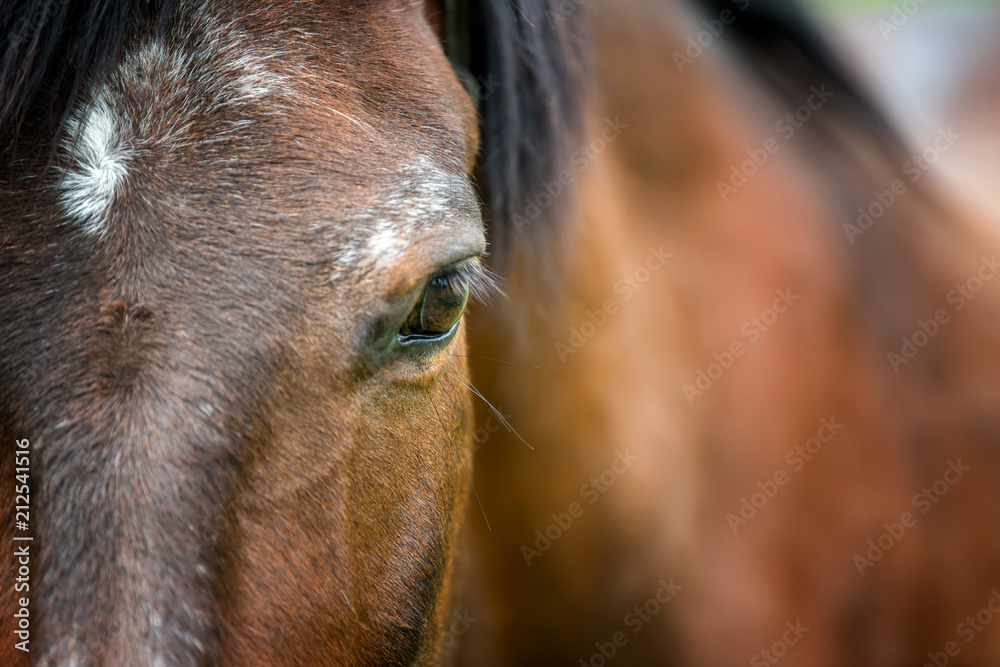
[461,1,1000,665]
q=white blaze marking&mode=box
[59,94,129,236]
[367,225,408,259]
[57,14,295,237]
[331,158,479,278]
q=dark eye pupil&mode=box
[402,273,469,337]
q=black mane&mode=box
[0,0,160,144]
[450,0,590,272]
[691,0,906,157]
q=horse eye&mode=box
[401,272,469,338]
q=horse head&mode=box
[0,1,582,663]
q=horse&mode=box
[2,1,1000,666]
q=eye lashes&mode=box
[450,257,505,305]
